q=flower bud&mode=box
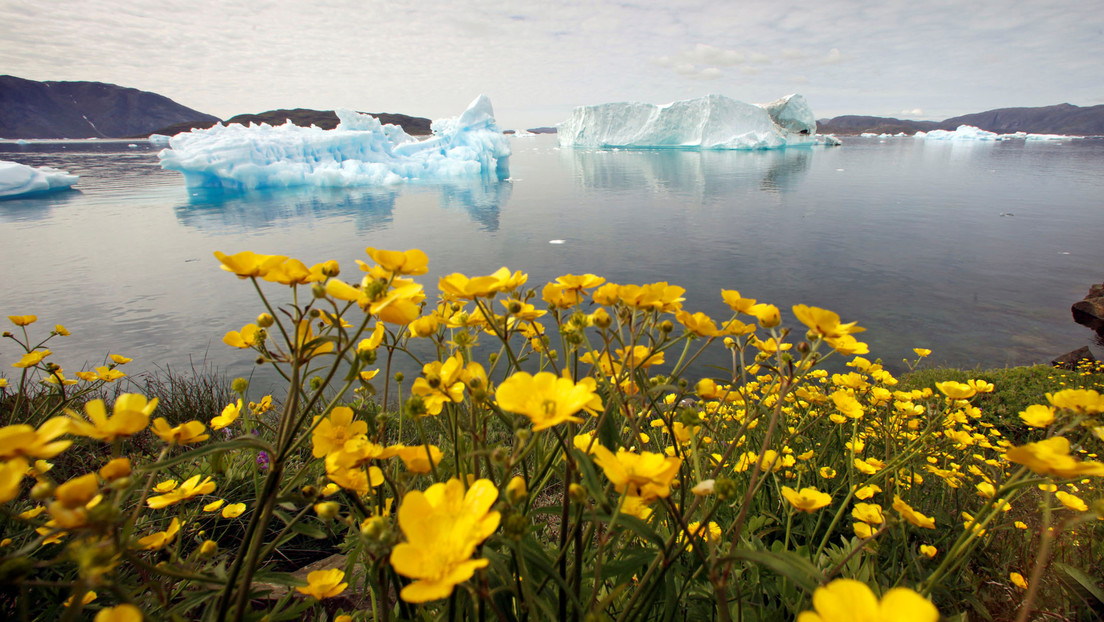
[257,313,274,328]
[231,377,250,394]
[659,320,674,334]
[301,485,318,499]
[714,478,738,501]
[199,540,218,558]
[504,513,528,539]
[313,501,340,520]
[31,481,54,501]
[394,372,404,383]
[360,516,387,540]
[568,483,587,504]
[311,283,327,299]
[506,476,527,504]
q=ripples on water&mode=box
[1,136,1102,393]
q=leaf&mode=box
[1056,562,1104,605]
[719,548,825,593]
[289,521,327,540]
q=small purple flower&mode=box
[256,450,270,471]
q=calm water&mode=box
[2,136,1102,392]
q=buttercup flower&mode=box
[852,503,885,525]
[592,446,681,502]
[67,394,157,442]
[1005,436,1104,478]
[151,418,209,445]
[1,458,28,503]
[1010,572,1028,589]
[792,305,865,340]
[8,315,37,326]
[390,478,500,603]
[1046,388,1104,414]
[94,604,143,622]
[137,517,181,550]
[311,406,369,458]
[210,399,242,430]
[365,247,429,276]
[782,486,832,512]
[495,371,601,431]
[73,366,126,383]
[935,381,976,400]
[893,496,936,529]
[1018,404,1056,428]
[296,568,348,600]
[222,503,246,518]
[0,417,71,460]
[12,349,51,368]
[382,444,444,474]
[213,250,287,278]
[796,579,938,622]
[1054,491,1088,511]
[147,474,216,509]
[920,544,937,558]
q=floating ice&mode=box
[557,94,838,150]
[0,160,79,199]
[158,95,510,190]
[148,134,171,146]
[915,125,1083,141]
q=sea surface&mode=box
[2,135,1102,394]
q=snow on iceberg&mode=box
[557,94,838,149]
[915,125,1083,142]
[158,95,510,190]
[0,160,78,199]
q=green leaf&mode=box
[1056,562,1104,605]
[289,521,327,540]
[720,548,825,593]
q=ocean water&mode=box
[2,135,1102,393]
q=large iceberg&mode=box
[158,95,510,190]
[557,94,838,149]
[0,160,79,199]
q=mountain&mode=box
[818,103,1104,136]
[149,108,433,137]
[0,75,220,139]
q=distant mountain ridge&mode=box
[151,108,433,137]
[0,75,220,139]
[818,103,1104,136]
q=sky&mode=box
[2,0,1103,130]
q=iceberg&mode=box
[915,125,1083,142]
[0,160,78,199]
[158,95,510,190]
[557,94,838,149]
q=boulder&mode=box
[1051,346,1097,370]
[1071,283,1104,334]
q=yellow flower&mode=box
[854,484,882,500]
[213,250,287,278]
[792,305,865,340]
[261,257,320,285]
[199,540,218,557]
[94,604,143,622]
[721,290,757,313]
[0,458,28,503]
[1046,388,1104,414]
[592,446,681,502]
[296,568,349,600]
[830,390,864,419]
[919,544,937,558]
[202,499,225,512]
[311,406,370,459]
[390,478,500,603]
[1054,491,1088,512]
[1018,404,1056,428]
[439,268,518,299]
[382,444,444,474]
[109,354,132,364]
[747,303,780,328]
[67,394,157,442]
[99,458,131,482]
[781,486,832,512]
[851,503,885,525]
[819,467,837,479]
[12,349,51,368]
[675,310,722,337]
[616,282,685,312]
[411,355,466,415]
[365,247,429,275]
[54,324,70,336]
[74,366,126,383]
[222,502,247,518]
[913,348,931,357]
[151,418,209,445]
[147,474,216,509]
[137,517,181,550]
[506,476,527,503]
[1010,572,1028,589]
[796,579,938,622]
[223,324,261,348]
[210,399,242,430]
[495,371,601,431]
[892,496,936,529]
[64,590,96,607]
[0,417,71,460]
[8,315,37,326]
[935,381,976,400]
[48,473,99,528]
[1005,437,1104,478]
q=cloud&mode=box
[900,108,924,116]
[674,65,723,80]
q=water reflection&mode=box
[562,147,813,199]
[0,189,78,222]
[174,178,513,232]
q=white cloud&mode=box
[822,48,843,65]
[674,64,722,80]
[900,108,924,116]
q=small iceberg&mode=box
[557,94,839,150]
[915,125,1084,141]
[158,95,511,190]
[0,160,79,199]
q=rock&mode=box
[1051,346,1097,370]
[1071,283,1104,334]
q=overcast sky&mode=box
[3,0,1103,129]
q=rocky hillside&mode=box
[0,75,220,139]
[150,109,433,137]
[818,103,1104,136]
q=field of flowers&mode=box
[2,247,1102,622]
